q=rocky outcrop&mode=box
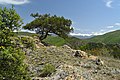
[73,50,88,58]
[61,45,88,59]
[25,44,120,80]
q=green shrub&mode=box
[0,47,30,80]
[40,63,56,77]
[0,6,30,80]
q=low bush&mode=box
[0,47,30,80]
[40,63,56,77]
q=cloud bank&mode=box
[0,0,30,5]
[70,29,116,36]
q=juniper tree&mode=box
[23,13,73,40]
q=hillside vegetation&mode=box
[87,30,120,44]
[26,43,120,80]
[14,31,120,80]
[24,31,120,59]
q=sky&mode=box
[0,0,120,36]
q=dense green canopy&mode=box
[0,6,30,80]
[0,6,23,47]
[23,13,73,40]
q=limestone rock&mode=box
[62,45,72,50]
[34,39,44,48]
[88,55,98,61]
[73,50,88,58]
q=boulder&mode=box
[62,45,72,50]
[88,55,98,61]
[73,50,88,58]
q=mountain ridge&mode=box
[16,29,120,44]
[86,30,120,44]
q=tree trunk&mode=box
[39,31,49,41]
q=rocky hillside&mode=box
[23,37,120,80]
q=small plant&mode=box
[40,63,56,77]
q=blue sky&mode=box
[0,0,120,36]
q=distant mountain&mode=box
[86,30,120,44]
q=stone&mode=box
[73,50,88,58]
[95,59,104,66]
[51,70,68,80]
[62,45,71,50]
[65,74,82,80]
[88,55,98,61]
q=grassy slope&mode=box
[43,36,66,46]
[43,35,87,49]
[43,30,120,45]
[86,30,120,44]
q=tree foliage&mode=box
[0,6,23,47]
[23,13,73,40]
[0,6,23,31]
[0,47,30,80]
[0,6,30,80]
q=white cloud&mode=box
[106,22,120,29]
[19,29,35,33]
[0,0,30,5]
[104,0,113,8]
[107,26,114,28]
[70,29,116,36]
[115,23,120,26]
[91,29,115,35]
[106,0,113,8]
[70,33,93,36]
[100,29,105,32]
[70,21,120,37]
